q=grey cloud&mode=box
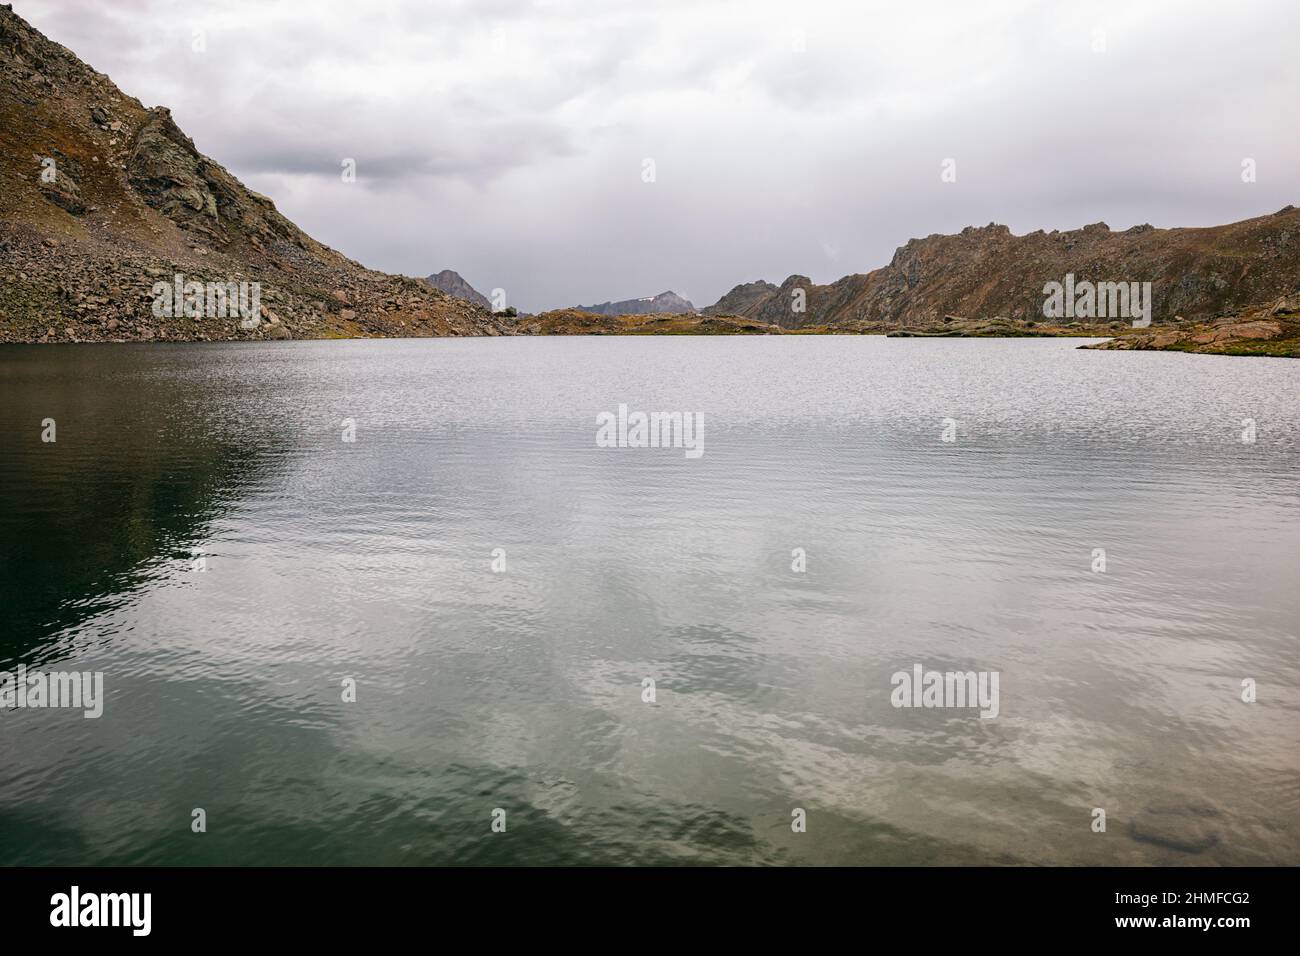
[213,115,576,185]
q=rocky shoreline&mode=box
[1083,294,1300,357]
[0,225,512,344]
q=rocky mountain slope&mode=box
[424,269,492,310]
[0,5,510,342]
[705,212,1300,336]
[701,280,778,319]
[570,290,695,316]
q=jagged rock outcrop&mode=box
[126,106,308,251]
[752,275,825,330]
[424,269,492,310]
[0,4,510,342]
[701,280,777,318]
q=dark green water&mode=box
[1,337,1297,865]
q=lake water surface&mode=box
[1,337,1297,865]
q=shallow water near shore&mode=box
[1,336,1297,865]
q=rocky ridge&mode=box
[569,290,695,317]
[700,280,778,319]
[702,213,1300,344]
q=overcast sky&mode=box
[21,0,1300,313]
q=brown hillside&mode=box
[714,213,1300,333]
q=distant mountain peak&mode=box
[425,270,492,310]
[570,290,695,316]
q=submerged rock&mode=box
[1129,806,1222,854]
